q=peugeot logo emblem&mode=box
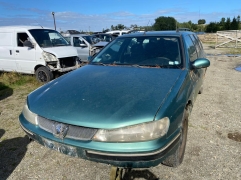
[52,122,69,139]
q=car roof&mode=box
[0,25,52,31]
[117,30,194,38]
[62,34,91,37]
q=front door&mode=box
[73,37,89,61]
[13,31,36,74]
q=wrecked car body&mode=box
[19,31,210,169]
[62,33,108,63]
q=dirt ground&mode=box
[0,44,241,180]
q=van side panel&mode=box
[0,32,17,71]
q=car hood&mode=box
[28,65,183,129]
[92,41,108,47]
[42,46,77,58]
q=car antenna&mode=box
[176,20,179,32]
[144,20,151,35]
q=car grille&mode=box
[37,116,98,141]
[59,56,76,68]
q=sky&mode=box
[0,0,240,32]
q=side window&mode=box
[17,32,29,47]
[190,34,201,57]
[113,32,120,36]
[193,34,204,56]
[73,37,86,47]
[73,37,81,47]
[64,37,71,43]
[184,35,198,62]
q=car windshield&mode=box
[91,36,183,68]
[29,29,70,47]
[82,35,95,45]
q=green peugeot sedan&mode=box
[19,31,210,171]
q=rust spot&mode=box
[228,132,241,142]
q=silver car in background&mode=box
[62,33,108,63]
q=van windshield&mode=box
[29,29,70,48]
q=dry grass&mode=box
[0,72,42,100]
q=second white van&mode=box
[0,26,80,83]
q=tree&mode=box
[153,16,177,31]
[116,24,125,30]
[198,19,206,24]
[225,18,231,30]
[219,17,226,30]
[130,24,138,29]
[238,15,241,29]
[206,22,219,33]
[230,17,238,30]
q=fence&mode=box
[215,30,241,48]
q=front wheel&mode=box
[162,110,188,167]
[35,66,53,83]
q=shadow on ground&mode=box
[0,82,13,101]
[0,129,30,180]
[122,168,159,180]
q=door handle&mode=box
[16,50,19,53]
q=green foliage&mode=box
[205,15,240,33]
[198,19,206,24]
[110,24,126,30]
[153,16,177,31]
[178,21,199,32]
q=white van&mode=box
[0,26,80,83]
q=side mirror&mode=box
[23,40,34,48]
[192,58,210,69]
[88,56,92,61]
[80,43,88,47]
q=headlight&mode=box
[42,51,58,62]
[22,101,38,125]
[92,117,170,142]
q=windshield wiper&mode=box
[91,62,107,66]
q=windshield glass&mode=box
[29,29,70,47]
[91,36,183,68]
[81,35,95,45]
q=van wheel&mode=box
[35,67,53,83]
[162,110,188,167]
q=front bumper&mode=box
[19,114,180,168]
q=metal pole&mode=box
[52,12,56,30]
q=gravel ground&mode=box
[0,44,241,180]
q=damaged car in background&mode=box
[62,32,108,64]
[0,26,80,83]
[19,30,210,179]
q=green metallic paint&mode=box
[28,65,183,129]
[192,58,210,69]
[19,31,211,168]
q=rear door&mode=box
[0,31,17,71]
[13,31,36,73]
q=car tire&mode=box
[198,85,203,94]
[35,66,53,83]
[162,110,188,167]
